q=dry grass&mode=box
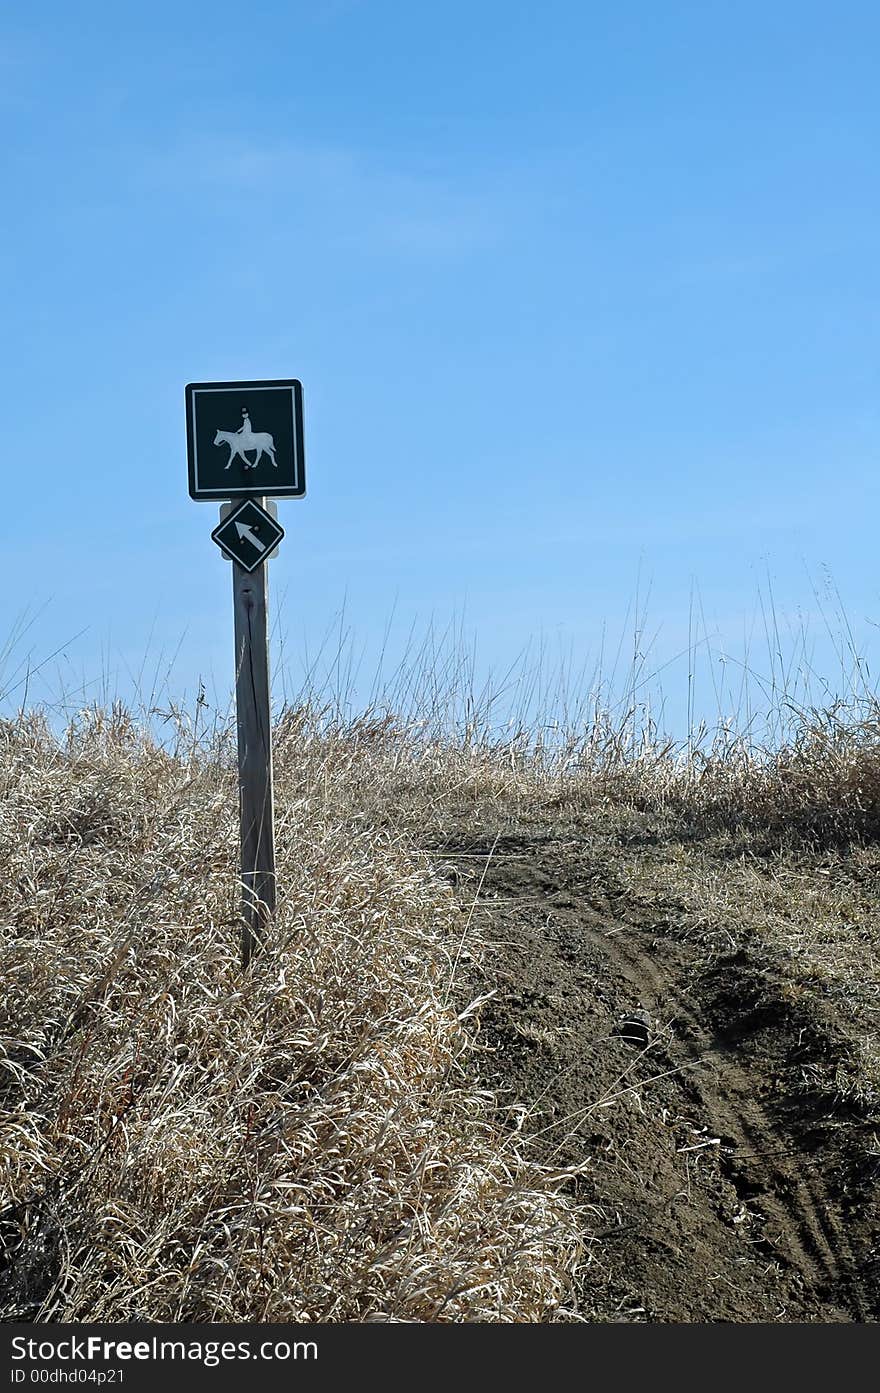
[0,706,583,1322]
[3,661,880,1321]
[307,691,880,1103]
[267,685,880,852]
[570,700,880,848]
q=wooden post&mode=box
[232,503,276,968]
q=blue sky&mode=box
[2,1,879,736]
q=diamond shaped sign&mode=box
[211,498,285,572]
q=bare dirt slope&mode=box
[433,819,880,1322]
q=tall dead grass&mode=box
[558,698,880,847]
[0,706,583,1322]
[274,590,880,849]
[276,688,880,852]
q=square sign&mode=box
[186,379,305,500]
[212,498,285,572]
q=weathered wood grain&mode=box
[232,522,276,967]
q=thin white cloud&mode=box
[139,136,502,258]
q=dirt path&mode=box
[437,830,880,1322]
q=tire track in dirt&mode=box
[580,908,871,1320]
[439,832,877,1321]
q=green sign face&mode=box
[186,379,305,500]
[211,498,285,572]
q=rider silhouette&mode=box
[236,408,252,437]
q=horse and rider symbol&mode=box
[214,408,278,471]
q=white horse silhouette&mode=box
[214,427,278,471]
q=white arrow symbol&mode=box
[235,521,267,552]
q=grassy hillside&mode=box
[1,694,879,1321]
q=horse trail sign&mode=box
[186,378,305,500]
[186,376,306,970]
